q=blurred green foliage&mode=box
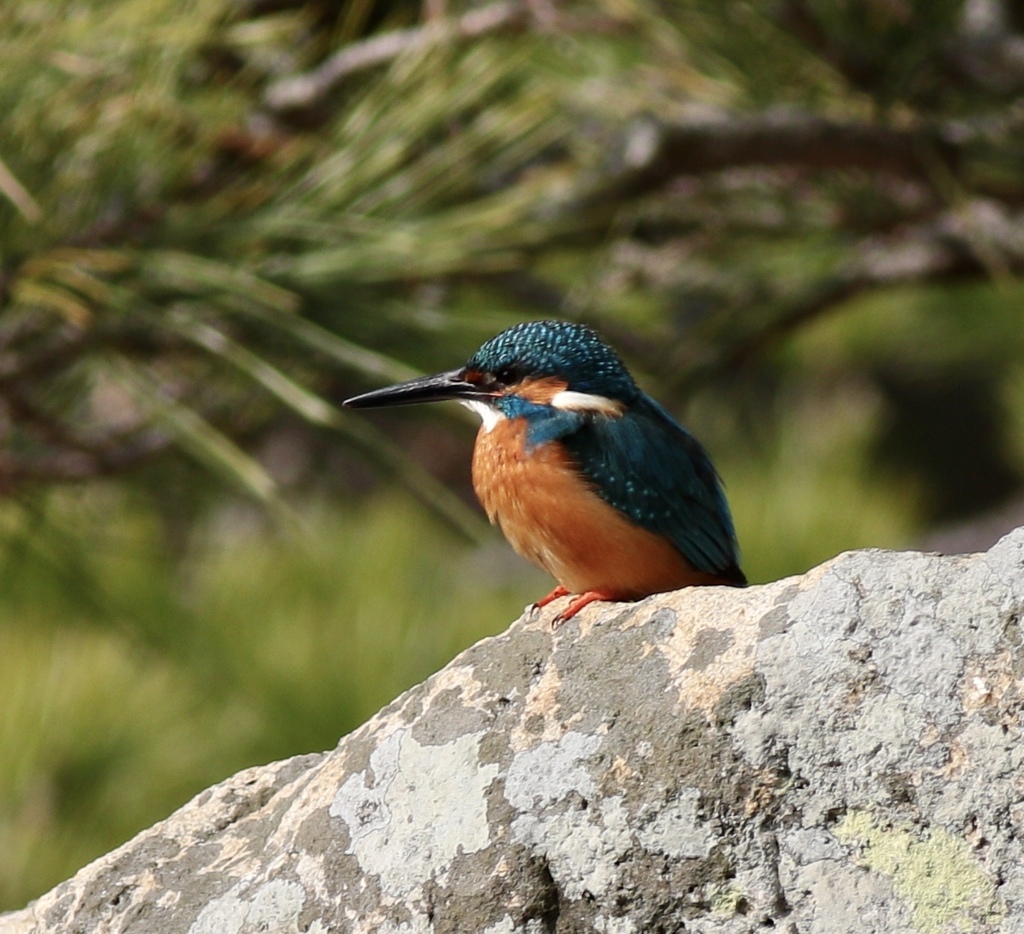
[2,0,1024,911]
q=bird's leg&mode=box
[552,590,617,628]
[532,584,569,610]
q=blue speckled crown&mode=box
[466,321,639,401]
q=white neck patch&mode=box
[549,390,625,417]
[459,399,504,433]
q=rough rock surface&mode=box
[4,531,1024,934]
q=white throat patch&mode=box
[549,390,625,417]
[459,399,504,433]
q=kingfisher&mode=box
[343,320,745,624]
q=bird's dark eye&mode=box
[493,365,520,386]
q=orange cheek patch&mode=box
[513,376,569,405]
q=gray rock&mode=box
[4,530,1024,933]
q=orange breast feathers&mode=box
[470,417,714,599]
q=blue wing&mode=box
[558,394,743,581]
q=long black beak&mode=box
[343,369,493,409]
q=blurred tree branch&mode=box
[263,0,628,115]
[588,112,959,203]
[264,1,532,114]
[685,202,1024,388]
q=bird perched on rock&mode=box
[344,320,745,623]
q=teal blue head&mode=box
[463,321,639,402]
[343,320,641,417]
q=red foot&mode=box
[532,584,569,610]
[552,590,617,628]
